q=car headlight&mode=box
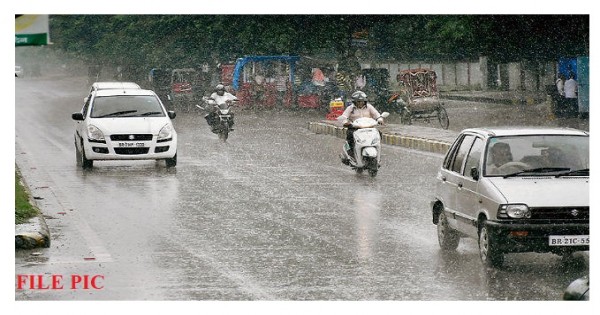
[86,124,105,142]
[498,204,531,219]
[158,123,173,141]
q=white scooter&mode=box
[338,112,389,177]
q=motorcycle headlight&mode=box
[158,123,173,141]
[86,124,105,142]
[498,204,531,219]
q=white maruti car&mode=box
[72,88,177,168]
[431,127,589,268]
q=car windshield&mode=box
[484,135,589,177]
[90,95,165,118]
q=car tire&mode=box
[479,222,503,268]
[437,210,460,250]
[165,153,177,168]
[77,139,93,169]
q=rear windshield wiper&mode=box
[96,110,138,118]
[503,167,570,178]
[555,168,589,177]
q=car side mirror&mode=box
[71,112,84,121]
[470,167,479,180]
[168,111,176,119]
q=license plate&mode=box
[117,142,146,148]
[549,235,589,246]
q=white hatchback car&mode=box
[72,88,177,168]
[432,127,589,268]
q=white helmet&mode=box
[215,84,225,91]
[351,90,368,103]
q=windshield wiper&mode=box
[97,110,138,118]
[503,167,571,178]
[555,168,589,177]
[140,111,163,116]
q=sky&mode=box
[5,1,597,314]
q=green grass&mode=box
[15,168,39,224]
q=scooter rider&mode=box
[205,84,238,130]
[340,90,384,158]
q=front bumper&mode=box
[83,136,177,160]
[485,220,589,254]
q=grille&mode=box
[530,207,589,220]
[114,148,150,155]
[110,134,153,141]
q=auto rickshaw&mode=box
[388,68,449,129]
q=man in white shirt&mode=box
[563,72,578,116]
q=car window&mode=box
[443,135,463,170]
[451,135,474,174]
[484,135,589,176]
[90,95,165,118]
[463,137,484,177]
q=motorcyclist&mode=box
[339,90,384,158]
[205,84,238,131]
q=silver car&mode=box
[431,127,589,268]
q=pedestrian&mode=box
[556,73,566,97]
[275,73,288,108]
[564,72,578,116]
[554,73,566,117]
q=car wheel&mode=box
[479,222,503,268]
[78,139,93,169]
[165,153,177,167]
[437,210,460,250]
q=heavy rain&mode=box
[10,3,594,315]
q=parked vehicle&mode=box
[431,127,589,268]
[169,68,202,112]
[389,68,449,129]
[71,88,177,168]
[338,112,389,177]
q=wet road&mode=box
[15,76,587,301]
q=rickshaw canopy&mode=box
[232,55,300,91]
[397,68,439,99]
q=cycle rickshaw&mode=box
[388,68,449,129]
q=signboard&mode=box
[15,15,50,46]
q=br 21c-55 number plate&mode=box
[549,235,589,246]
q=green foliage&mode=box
[48,15,588,69]
[15,169,39,225]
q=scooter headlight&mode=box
[371,137,380,145]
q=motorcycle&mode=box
[338,112,389,177]
[197,97,236,141]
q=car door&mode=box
[437,134,474,230]
[455,136,485,237]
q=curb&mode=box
[308,121,451,155]
[15,214,51,250]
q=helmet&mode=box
[215,84,225,91]
[351,90,368,103]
